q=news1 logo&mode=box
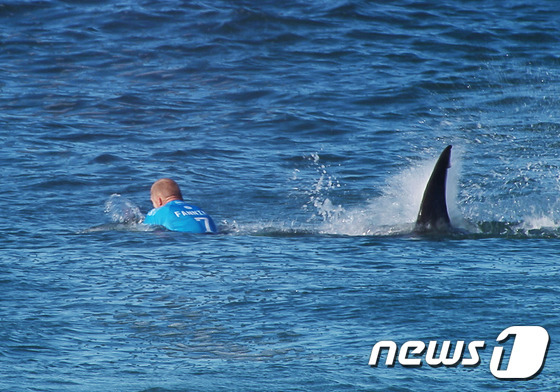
[369,326,550,380]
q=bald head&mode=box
[150,178,183,208]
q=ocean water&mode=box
[1,0,560,390]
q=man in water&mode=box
[143,178,217,233]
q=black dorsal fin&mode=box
[415,145,452,232]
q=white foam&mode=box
[521,214,558,230]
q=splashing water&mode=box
[301,152,344,223]
[104,194,144,224]
[80,194,148,233]
[306,151,464,236]
[520,214,559,231]
[306,148,560,238]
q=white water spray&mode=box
[104,194,145,224]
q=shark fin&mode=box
[415,145,452,232]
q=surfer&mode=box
[144,178,217,233]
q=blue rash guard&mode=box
[144,200,217,233]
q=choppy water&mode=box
[2,1,560,391]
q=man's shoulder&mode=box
[168,200,204,212]
[146,208,159,217]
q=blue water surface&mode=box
[1,1,560,391]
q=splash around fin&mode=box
[415,145,453,233]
